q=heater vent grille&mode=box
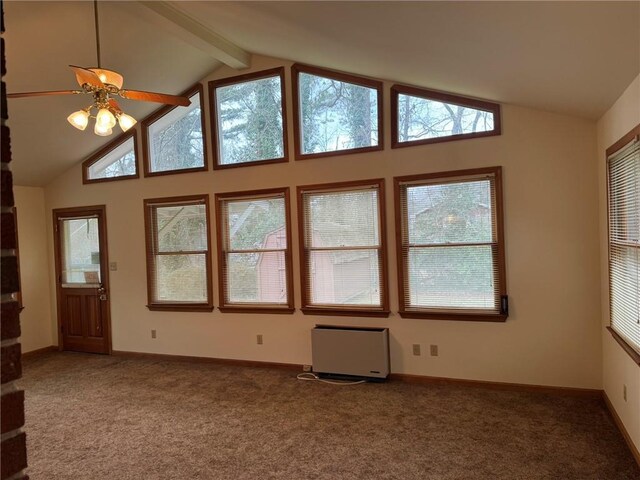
[311,325,389,379]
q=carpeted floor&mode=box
[18,352,639,480]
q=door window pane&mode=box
[61,217,101,284]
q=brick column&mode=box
[1,3,29,479]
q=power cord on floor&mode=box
[296,372,366,385]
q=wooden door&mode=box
[53,206,111,354]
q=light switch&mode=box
[109,262,117,271]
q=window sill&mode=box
[399,310,507,322]
[146,304,214,313]
[219,306,295,315]
[83,173,139,185]
[213,157,288,170]
[144,165,208,178]
[301,307,390,318]
[391,130,500,149]
[295,144,383,162]
[607,326,640,366]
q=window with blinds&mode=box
[216,188,293,313]
[298,179,389,316]
[143,195,213,311]
[607,130,640,357]
[395,167,507,321]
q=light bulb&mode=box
[117,113,137,132]
[96,108,116,129]
[67,110,89,130]
[94,122,113,136]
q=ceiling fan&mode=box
[7,0,191,136]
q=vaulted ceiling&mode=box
[4,1,639,186]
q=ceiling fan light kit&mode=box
[8,0,190,137]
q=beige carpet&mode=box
[18,352,639,480]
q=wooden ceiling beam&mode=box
[132,1,250,69]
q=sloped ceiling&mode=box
[4,1,640,186]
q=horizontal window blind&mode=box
[144,196,212,309]
[608,138,640,353]
[397,168,506,317]
[219,192,291,308]
[301,182,386,311]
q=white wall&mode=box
[14,186,54,353]
[43,54,602,388]
[597,74,640,451]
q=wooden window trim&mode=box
[81,130,139,184]
[143,194,214,312]
[291,63,384,161]
[394,166,507,322]
[390,84,502,149]
[215,187,295,313]
[209,67,289,170]
[297,178,390,317]
[605,124,640,365]
[607,327,640,366]
[141,83,209,178]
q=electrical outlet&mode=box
[623,384,627,402]
[412,344,421,356]
[257,334,263,345]
[151,329,156,339]
[303,365,312,372]
[430,345,439,357]
[109,262,118,271]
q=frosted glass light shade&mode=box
[67,110,89,130]
[118,113,137,132]
[94,123,113,136]
[96,108,116,129]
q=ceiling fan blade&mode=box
[7,90,81,99]
[108,98,123,115]
[120,89,191,107]
[69,65,104,88]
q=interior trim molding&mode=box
[21,345,57,360]
[114,349,601,397]
[388,373,602,398]
[112,350,303,371]
[603,391,640,467]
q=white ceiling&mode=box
[4,1,639,187]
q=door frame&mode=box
[52,205,112,354]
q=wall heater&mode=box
[311,325,390,380]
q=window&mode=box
[391,84,501,148]
[298,179,389,316]
[292,64,383,160]
[216,188,293,313]
[142,84,207,176]
[82,131,138,183]
[607,125,640,363]
[395,167,507,321]
[209,68,287,169]
[144,195,213,311]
